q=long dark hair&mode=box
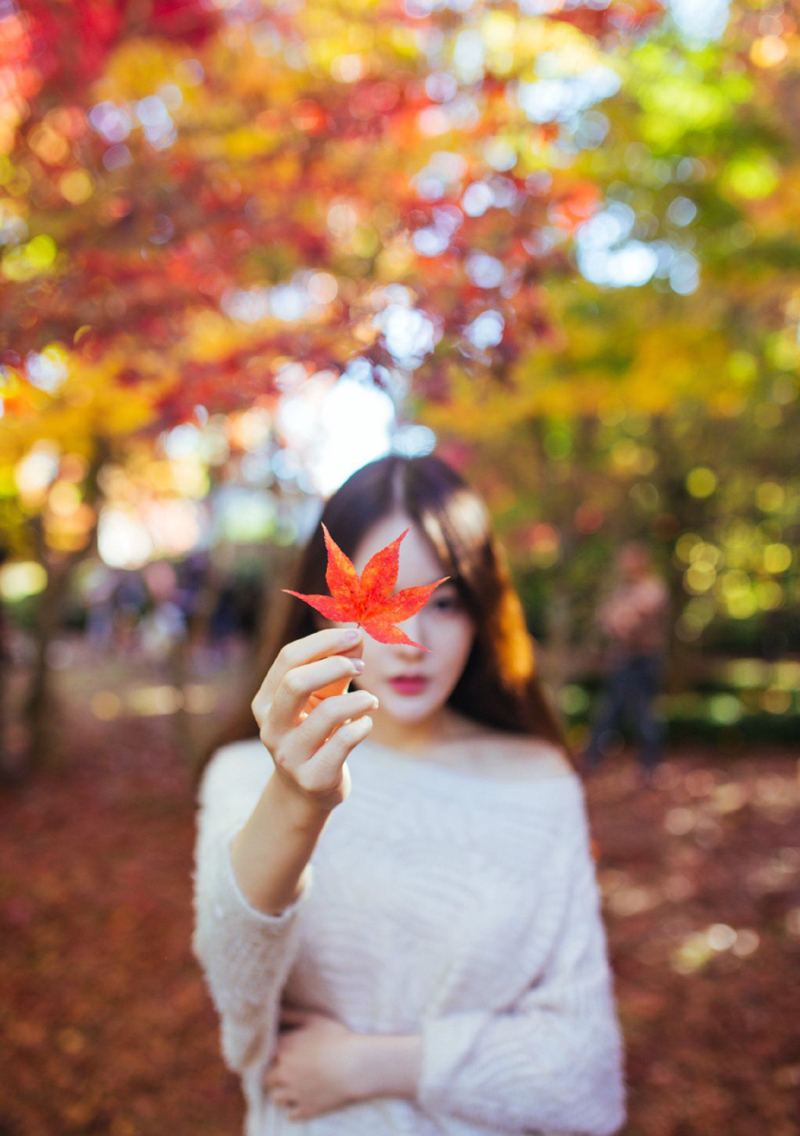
[193,452,572,785]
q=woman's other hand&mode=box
[263,1006,364,1120]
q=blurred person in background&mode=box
[578,541,670,787]
[83,562,117,657]
[208,577,244,662]
[140,560,187,668]
[111,570,149,654]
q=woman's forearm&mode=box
[349,1033,423,1101]
[230,772,330,916]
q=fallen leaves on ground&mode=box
[0,677,798,1136]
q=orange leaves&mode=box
[283,523,450,651]
[548,181,601,232]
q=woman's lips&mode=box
[389,677,429,695]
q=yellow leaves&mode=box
[755,482,785,513]
[0,348,169,466]
[727,350,758,386]
[256,151,305,192]
[218,125,277,161]
[419,362,542,438]
[521,376,627,419]
[182,310,250,363]
[2,234,58,282]
[750,36,789,69]
[0,159,31,200]
[0,466,15,500]
[686,467,718,499]
[28,122,71,165]
[625,322,732,411]
[635,63,733,149]
[345,24,376,52]
[481,11,517,75]
[763,543,792,574]
[436,293,752,426]
[388,26,421,60]
[301,7,377,75]
[59,170,93,205]
[504,15,603,81]
[375,234,415,281]
[707,390,748,418]
[93,39,187,103]
[721,152,780,201]
[0,561,48,601]
[516,14,596,60]
[210,53,292,108]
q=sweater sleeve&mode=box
[416,803,627,1136]
[191,742,312,1077]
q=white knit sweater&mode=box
[192,736,627,1136]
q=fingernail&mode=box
[345,629,360,641]
[351,658,365,672]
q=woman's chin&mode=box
[376,692,442,722]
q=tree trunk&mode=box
[530,414,597,695]
[24,557,73,771]
[649,413,691,693]
[21,439,109,775]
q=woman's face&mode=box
[314,513,477,731]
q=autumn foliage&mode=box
[1,0,665,429]
[283,524,449,651]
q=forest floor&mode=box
[0,648,798,1136]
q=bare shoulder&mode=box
[463,729,575,781]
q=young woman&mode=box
[192,452,627,1135]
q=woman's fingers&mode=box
[263,1061,296,1107]
[297,709,376,788]
[252,627,362,722]
[269,654,364,733]
[248,626,376,805]
[277,690,378,770]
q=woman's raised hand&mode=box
[251,628,378,813]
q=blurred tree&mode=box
[416,0,800,691]
[0,0,663,769]
[2,0,799,765]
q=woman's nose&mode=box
[397,611,428,651]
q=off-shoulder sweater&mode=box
[191,735,627,1136]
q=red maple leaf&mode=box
[283,523,450,651]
